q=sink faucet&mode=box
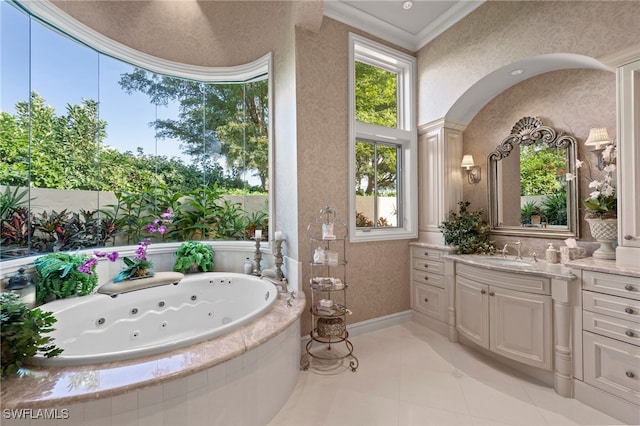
[261,275,289,294]
[502,240,522,260]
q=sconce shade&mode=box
[461,155,475,169]
[584,128,610,149]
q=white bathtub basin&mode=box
[30,272,279,366]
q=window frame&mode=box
[348,33,417,242]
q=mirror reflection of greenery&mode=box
[520,145,567,196]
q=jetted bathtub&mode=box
[31,272,279,366]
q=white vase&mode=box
[586,218,617,260]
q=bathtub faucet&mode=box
[502,240,522,260]
[261,276,289,294]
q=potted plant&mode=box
[440,201,496,255]
[34,252,100,303]
[1,292,62,378]
[173,241,215,273]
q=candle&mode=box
[254,229,262,239]
[274,231,283,241]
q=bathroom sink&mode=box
[479,258,535,268]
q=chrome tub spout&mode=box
[261,276,289,294]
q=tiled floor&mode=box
[269,321,622,426]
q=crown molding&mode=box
[324,0,484,52]
[415,1,484,50]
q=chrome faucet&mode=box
[261,275,289,294]
[502,240,522,260]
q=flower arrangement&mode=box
[78,209,174,282]
[573,144,617,219]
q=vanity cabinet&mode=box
[455,264,553,370]
[581,270,640,406]
[569,259,640,425]
[409,243,456,335]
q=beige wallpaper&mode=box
[463,68,616,254]
[295,18,412,333]
[417,1,640,125]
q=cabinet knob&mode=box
[625,307,635,315]
[424,252,429,256]
[625,330,635,337]
[625,285,636,292]
[424,264,429,268]
[624,235,634,240]
[489,291,495,296]
[626,371,635,379]
[424,298,429,303]
[480,289,486,294]
[424,276,429,281]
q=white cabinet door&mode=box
[618,59,640,248]
[456,276,489,349]
[490,286,553,370]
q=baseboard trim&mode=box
[346,310,413,337]
[301,310,412,348]
[574,380,640,425]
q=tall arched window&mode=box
[0,1,272,260]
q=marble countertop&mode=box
[0,291,306,409]
[444,254,576,280]
[566,257,640,278]
[409,241,457,252]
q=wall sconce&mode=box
[584,127,611,171]
[461,154,481,184]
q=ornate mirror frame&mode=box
[488,116,579,238]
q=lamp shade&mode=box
[460,155,475,169]
[584,128,610,149]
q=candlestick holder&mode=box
[253,237,262,275]
[273,239,285,280]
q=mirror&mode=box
[488,116,579,238]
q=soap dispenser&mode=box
[545,243,558,264]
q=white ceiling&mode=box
[323,0,485,51]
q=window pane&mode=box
[1,2,270,261]
[376,145,398,227]
[355,140,399,229]
[355,61,397,128]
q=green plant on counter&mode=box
[173,241,215,273]
[34,252,98,303]
[0,292,62,378]
[440,201,496,255]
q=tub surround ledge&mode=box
[0,291,305,409]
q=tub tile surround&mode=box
[0,291,305,413]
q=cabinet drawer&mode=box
[457,263,550,295]
[412,257,443,275]
[412,270,444,288]
[584,311,640,347]
[583,271,640,301]
[413,283,446,321]
[583,290,640,323]
[583,331,640,405]
[412,247,442,260]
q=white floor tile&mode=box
[268,321,624,426]
[398,401,476,426]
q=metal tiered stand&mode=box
[301,206,358,372]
